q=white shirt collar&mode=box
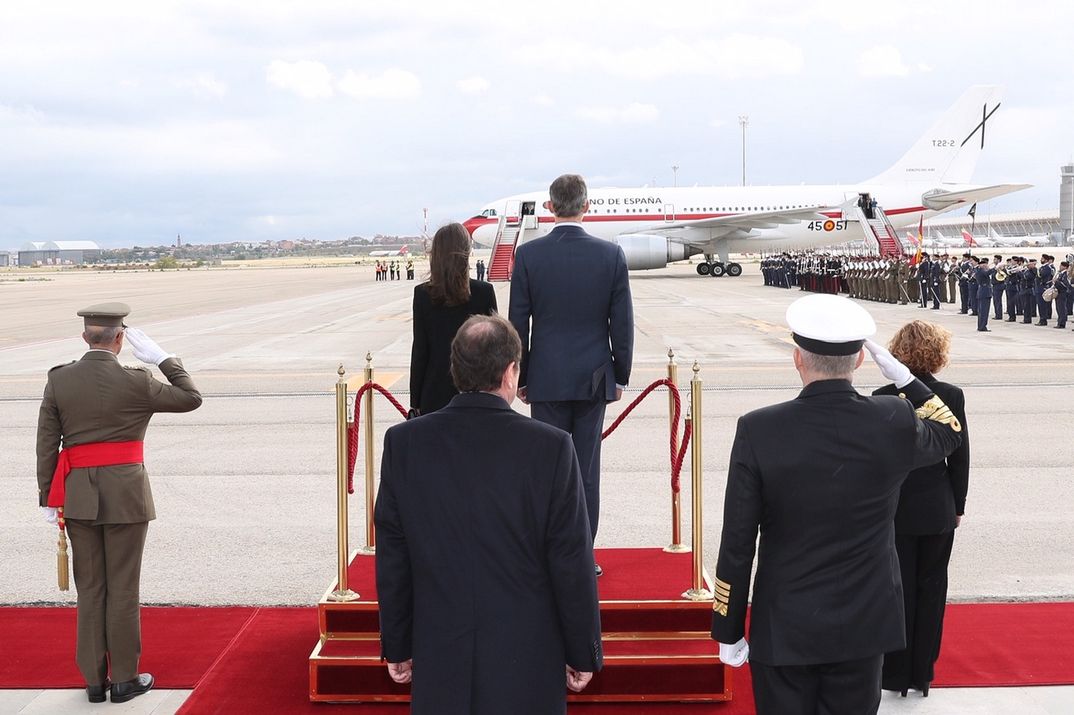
[553,221,584,229]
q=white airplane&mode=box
[369,245,410,257]
[960,229,1050,248]
[464,86,1030,277]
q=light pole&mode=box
[738,115,749,187]
[672,165,679,187]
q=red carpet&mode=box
[0,606,254,689]
[5,602,1073,711]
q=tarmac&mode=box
[1,260,1072,712]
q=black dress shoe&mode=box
[921,683,930,697]
[86,680,110,704]
[111,673,154,703]
[1037,320,1048,326]
[978,328,991,332]
[1006,317,1016,322]
[594,564,603,577]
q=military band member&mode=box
[990,255,1005,319]
[1005,257,1021,322]
[1055,261,1071,329]
[958,253,973,314]
[946,255,957,303]
[974,257,993,332]
[1037,254,1055,326]
[1021,258,1038,324]
[711,294,962,715]
[37,304,202,704]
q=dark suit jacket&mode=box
[508,224,633,402]
[975,266,994,298]
[36,351,202,522]
[410,280,497,415]
[375,392,603,715]
[874,375,969,534]
[710,379,961,666]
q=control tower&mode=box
[1061,163,1074,244]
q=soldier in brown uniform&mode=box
[36,303,202,704]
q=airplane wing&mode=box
[620,206,828,238]
[922,184,1031,211]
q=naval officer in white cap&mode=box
[709,294,962,715]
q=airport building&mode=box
[0,251,9,267]
[17,240,101,266]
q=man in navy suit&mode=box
[509,174,634,575]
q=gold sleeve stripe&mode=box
[915,395,962,432]
[715,577,731,590]
[714,586,730,599]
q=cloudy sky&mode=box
[2,0,1072,248]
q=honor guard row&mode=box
[764,251,1074,334]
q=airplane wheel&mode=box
[696,263,711,276]
[726,262,743,277]
[710,263,726,277]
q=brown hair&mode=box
[450,315,521,393]
[887,320,951,376]
[427,223,471,306]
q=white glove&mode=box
[863,339,913,388]
[41,506,58,525]
[719,637,749,667]
[125,327,173,366]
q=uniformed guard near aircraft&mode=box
[967,256,979,316]
[991,255,1005,319]
[710,294,962,715]
[907,260,920,304]
[1021,258,1039,324]
[958,253,973,314]
[1036,254,1055,326]
[936,254,949,304]
[1054,261,1071,329]
[974,257,994,331]
[946,255,958,304]
[929,254,944,309]
[917,253,932,308]
[1005,257,1021,321]
[36,303,202,704]
[896,257,910,305]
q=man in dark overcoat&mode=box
[710,294,963,715]
[508,173,634,574]
[375,314,602,714]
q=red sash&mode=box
[47,441,144,508]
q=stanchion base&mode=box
[682,588,713,602]
[356,545,376,556]
[328,589,360,603]
[663,543,690,554]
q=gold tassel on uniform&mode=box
[57,508,70,592]
[914,395,962,432]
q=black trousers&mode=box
[531,395,607,539]
[1057,293,1069,327]
[883,531,955,691]
[751,654,883,715]
[992,289,1003,318]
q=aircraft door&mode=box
[664,204,675,222]
[521,201,537,230]
[504,199,521,224]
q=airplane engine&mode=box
[613,235,697,270]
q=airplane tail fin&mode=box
[866,85,1004,185]
[400,245,409,255]
[961,230,978,247]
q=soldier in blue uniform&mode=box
[1055,261,1071,329]
[974,257,993,332]
[990,255,1004,319]
[1004,257,1020,322]
[1036,254,1055,326]
[957,253,973,314]
[917,253,931,308]
[1021,258,1038,324]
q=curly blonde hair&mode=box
[888,321,951,376]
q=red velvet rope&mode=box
[345,377,692,496]
[346,382,409,494]
[601,378,690,494]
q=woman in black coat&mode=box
[873,320,970,698]
[410,223,497,415]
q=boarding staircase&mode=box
[850,201,907,257]
[487,213,522,281]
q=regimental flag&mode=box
[968,202,978,234]
[910,216,923,265]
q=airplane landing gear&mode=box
[726,262,743,277]
[709,262,726,277]
[696,263,711,276]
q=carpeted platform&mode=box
[5,601,1073,712]
[0,606,254,689]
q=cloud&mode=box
[456,76,490,94]
[516,34,803,80]
[338,68,421,100]
[577,102,660,124]
[531,94,554,107]
[177,72,228,98]
[857,45,910,77]
[266,60,335,99]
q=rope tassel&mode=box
[56,510,70,591]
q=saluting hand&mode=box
[863,339,913,388]
[566,666,593,692]
[124,327,173,366]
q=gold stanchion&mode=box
[358,352,377,556]
[664,348,688,554]
[329,364,358,602]
[683,361,713,601]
